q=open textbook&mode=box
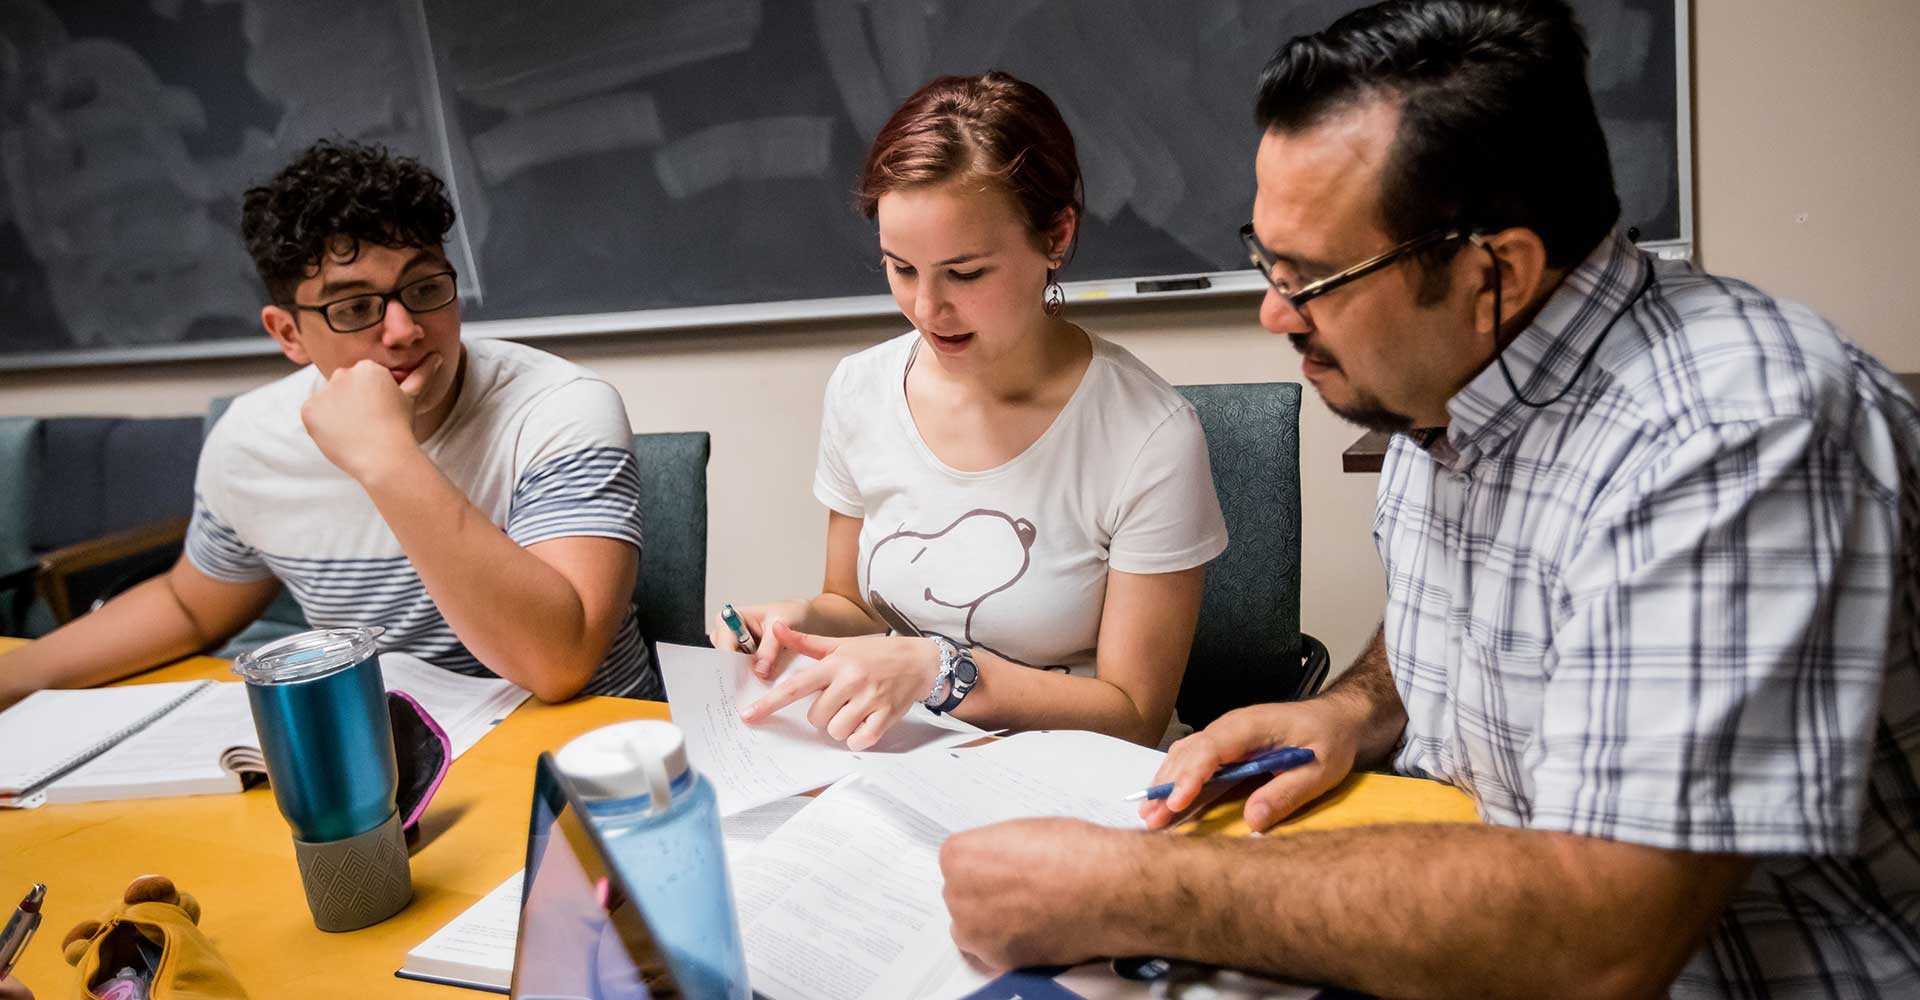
[656,641,988,815]
[0,652,528,808]
[397,872,521,993]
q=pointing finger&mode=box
[741,663,830,722]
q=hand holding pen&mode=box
[708,599,813,679]
[1141,701,1366,833]
[1123,747,1316,802]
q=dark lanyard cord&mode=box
[1485,240,1657,410]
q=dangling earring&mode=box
[1044,268,1065,317]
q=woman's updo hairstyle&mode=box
[856,71,1085,264]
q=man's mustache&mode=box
[1289,333,1339,368]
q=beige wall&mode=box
[3,0,1916,674]
[1691,0,1920,371]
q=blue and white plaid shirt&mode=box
[1375,230,1920,997]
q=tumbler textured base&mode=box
[292,808,412,932]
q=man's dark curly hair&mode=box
[241,139,457,306]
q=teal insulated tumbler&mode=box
[233,627,412,931]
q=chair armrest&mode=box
[35,516,189,625]
[1291,632,1332,701]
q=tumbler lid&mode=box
[232,626,386,685]
[556,721,690,814]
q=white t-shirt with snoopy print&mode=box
[813,329,1228,679]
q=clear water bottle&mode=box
[556,721,749,1000]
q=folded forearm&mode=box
[359,454,600,700]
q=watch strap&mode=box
[930,642,977,715]
[924,636,957,708]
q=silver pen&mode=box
[0,883,44,979]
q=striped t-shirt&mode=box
[187,338,659,699]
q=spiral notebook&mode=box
[0,680,239,808]
[0,654,531,809]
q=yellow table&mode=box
[1183,767,1481,837]
[1,644,1476,998]
[2,646,671,998]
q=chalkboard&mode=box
[0,0,1687,369]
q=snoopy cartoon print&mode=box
[864,508,1047,668]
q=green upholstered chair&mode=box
[1175,382,1329,731]
[0,415,205,638]
[0,417,41,635]
[629,431,711,651]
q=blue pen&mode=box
[719,603,757,654]
[1122,746,1316,802]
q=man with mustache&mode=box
[939,1,1920,996]
[0,140,659,706]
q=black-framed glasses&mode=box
[290,269,459,334]
[1240,223,1471,313]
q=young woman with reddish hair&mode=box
[712,72,1227,748]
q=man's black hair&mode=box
[1257,0,1620,281]
[240,139,456,305]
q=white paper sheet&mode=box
[735,729,1171,1000]
[656,642,985,816]
[855,730,1165,833]
[735,775,986,1000]
[720,793,813,877]
[378,651,531,758]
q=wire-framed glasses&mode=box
[1240,223,1470,313]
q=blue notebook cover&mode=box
[959,968,1085,1000]
[958,963,1370,999]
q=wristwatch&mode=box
[924,636,979,715]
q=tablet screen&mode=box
[511,755,679,1000]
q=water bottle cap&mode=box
[556,721,690,811]
[232,626,385,685]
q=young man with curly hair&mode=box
[0,141,659,705]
